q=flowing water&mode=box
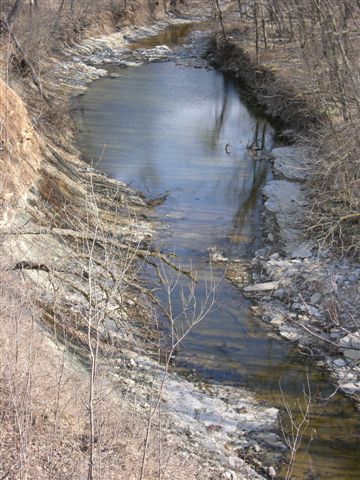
[73,24,360,479]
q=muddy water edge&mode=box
[72,23,360,479]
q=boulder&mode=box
[339,383,360,394]
[291,242,313,259]
[272,146,309,181]
[244,281,280,293]
[339,333,360,361]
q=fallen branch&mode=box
[13,260,50,273]
[2,227,196,281]
[51,227,195,280]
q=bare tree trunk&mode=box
[214,0,227,39]
[6,0,26,29]
[0,19,51,106]
[58,0,66,12]
[259,0,267,50]
[253,0,260,64]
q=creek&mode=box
[72,23,360,479]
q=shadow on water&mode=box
[72,23,360,480]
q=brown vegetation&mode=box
[213,0,360,257]
[0,262,216,479]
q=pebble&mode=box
[273,288,286,299]
[268,465,276,478]
[269,314,284,326]
[333,358,347,367]
[291,243,313,259]
[255,246,271,257]
[224,471,236,480]
[309,292,322,305]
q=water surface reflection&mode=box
[73,57,360,479]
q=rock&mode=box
[292,302,304,311]
[273,288,286,300]
[263,180,304,255]
[272,146,309,181]
[339,333,360,361]
[244,281,280,293]
[208,247,228,263]
[329,331,341,340]
[339,383,360,395]
[281,330,299,341]
[309,292,322,305]
[268,233,274,242]
[291,242,313,259]
[250,306,262,316]
[255,246,271,257]
[333,358,347,367]
[269,314,285,326]
[268,465,276,478]
[307,305,321,318]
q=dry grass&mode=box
[0,254,218,480]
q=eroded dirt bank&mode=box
[0,3,283,479]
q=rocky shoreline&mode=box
[227,145,360,406]
[208,32,360,407]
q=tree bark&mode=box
[6,0,25,29]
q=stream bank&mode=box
[210,32,360,407]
